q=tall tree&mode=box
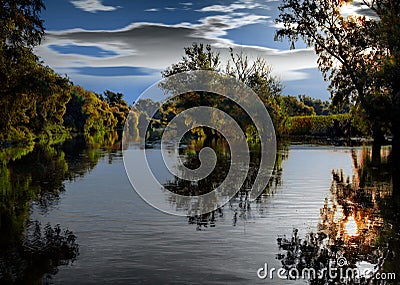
[0,0,71,141]
[275,0,399,148]
[161,43,287,137]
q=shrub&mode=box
[287,114,369,137]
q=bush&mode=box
[287,114,369,137]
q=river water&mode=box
[0,137,398,284]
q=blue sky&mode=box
[37,0,332,104]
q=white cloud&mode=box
[198,4,250,13]
[145,8,160,12]
[70,0,119,13]
[197,0,276,13]
[36,18,318,83]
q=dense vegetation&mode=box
[0,1,130,144]
[128,43,366,141]
[286,114,368,138]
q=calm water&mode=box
[1,137,398,284]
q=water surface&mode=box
[1,138,398,284]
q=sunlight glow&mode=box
[334,207,344,222]
[345,216,359,237]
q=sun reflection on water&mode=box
[344,216,359,237]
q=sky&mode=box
[36,0,334,104]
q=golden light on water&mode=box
[344,216,359,237]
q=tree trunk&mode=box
[390,127,400,169]
[371,124,384,166]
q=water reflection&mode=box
[162,137,287,229]
[276,146,399,284]
[0,133,120,283]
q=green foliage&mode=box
[0,0,44,50]
[0,0,72,143]
[102,90,130,129]
[64,86,118,134]
[275,0,400,144]
[161,43,289,137]
[287,114,368,137]
[162,43,220,77]
[282,95,315,116]
[298,94,333,115]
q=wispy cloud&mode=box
[197,0,276,13]
[145,8,160,12]
[70,0,120,13]
[71,66,159,76]
[37,17,318,82]
[198,3,258,13]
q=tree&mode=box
[162,43,221,77]
[0,0,45,96]
[275,0,399,148]
[298,95,333,115]
[225,48,287,135]
[161,43,287,137]
[102,90,129,129]
[103,90,123,105]
[64,86,117,134]
[283,95,315,116]
[0,0,72,141]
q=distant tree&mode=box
[64,86,117,134]
[102,90,129,129]
[298,95,331,115]
[103,90,123,106]
[282,95,315,116]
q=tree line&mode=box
[129,43,366,142]
[0,0,130,144]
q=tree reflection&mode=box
[163,137,287,230]
[0,221,78,284]
[0,133,120,283]
[276,146,399,284]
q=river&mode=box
[0,136,398,284]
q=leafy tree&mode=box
[298,95,332,115]
[103,90,123,105]
[225,48,287,135]
[103,90,129,129]
[162,43,220,77]
[0,0,72,141]
[275,0,399,147]
[161,43,288,137]
[64,86,117,134]
[282,95,315,116]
